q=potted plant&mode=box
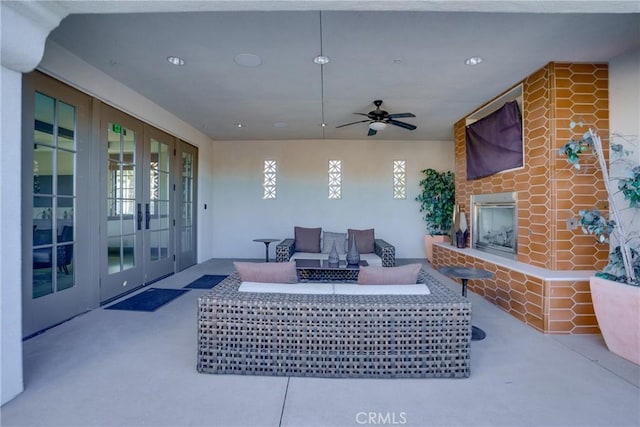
[559,122,639,365]
[415,168,455,262]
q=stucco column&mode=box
[0,1,67,405]
[0,65,25,405]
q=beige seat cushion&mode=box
[357,263,422,285]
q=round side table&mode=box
[253,238,280,262]
[438,266,493,341]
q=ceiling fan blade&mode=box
[367,128,377,136]
[388,119,417,131]
[354,113,373,118]
[336,119,371,129]
[387,112,416,119]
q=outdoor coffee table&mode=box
[439,266,493,341]
[295,259,368,282]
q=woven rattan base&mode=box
[197,270,471,378]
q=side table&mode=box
[438,266,493,341]
[253,238,280,262]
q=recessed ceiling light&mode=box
[234,123,244,128]
[393,59,403,64]
[321,123,327,128]
[465,56,483,66]
[167,56,185,66]
[313,55,330,65]
[234,53,262,67]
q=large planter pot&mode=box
[424,234,450,263]
[590,276,640,365]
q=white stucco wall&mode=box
[609,47,640,249]
[0,65,25,406]
[610,47,640,143]
[211,138,454,259]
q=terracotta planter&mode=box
[424,235,450,263]
[590,276,640,365]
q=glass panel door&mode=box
[181,151,194,253]
[107,123,137,274]
[22,71,91,338]
[101,108,176,302]
[100,106,144,303]
[143,127,174,281]
[32,92,76,298]
[176,141,197,270]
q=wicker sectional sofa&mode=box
[276,238,396,267]
[197,269,472,378]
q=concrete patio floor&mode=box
[2,259,639,427]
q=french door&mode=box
[143,126,175,280]
[22,72,196,334]
[22,72,92,337]
[100,106,175,303]
[176,141,198,270]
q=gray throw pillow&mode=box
[322,231,348,254]
[294,226,322,253]
[348,228,375,254]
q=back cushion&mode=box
[234,261,298,284]
[348,228,375,254]
[322,231,348,254]
[294,226,322,253]
[357,264,422,285]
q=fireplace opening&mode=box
[472,192,517,259]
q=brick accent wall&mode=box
[453,62,609,270]
[433,245,598,334]
[435,62,608,334]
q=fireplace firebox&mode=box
[472,192,517,259]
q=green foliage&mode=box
[415,169,455,235]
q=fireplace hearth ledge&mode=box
[434,243,596,281]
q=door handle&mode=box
[137,203,142,230]
[145,203,150,230]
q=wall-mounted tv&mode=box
[465,99,524,180]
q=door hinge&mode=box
[173,254,176,261]
[173,219,176,226]
[173,183,176,191]
[174,148,177,156]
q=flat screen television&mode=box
[465,100,523,180]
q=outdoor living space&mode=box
[3,2,640,422]
[1,258,639,427]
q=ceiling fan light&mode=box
[369,121,387,131]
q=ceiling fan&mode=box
[336,100,417,136]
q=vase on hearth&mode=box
[450,204,460,246]
[328,240,340,266]
[346,235,360,266]
[455,211,469,248]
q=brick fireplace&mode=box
[432,62,609,334]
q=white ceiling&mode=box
[48,6,640,141]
